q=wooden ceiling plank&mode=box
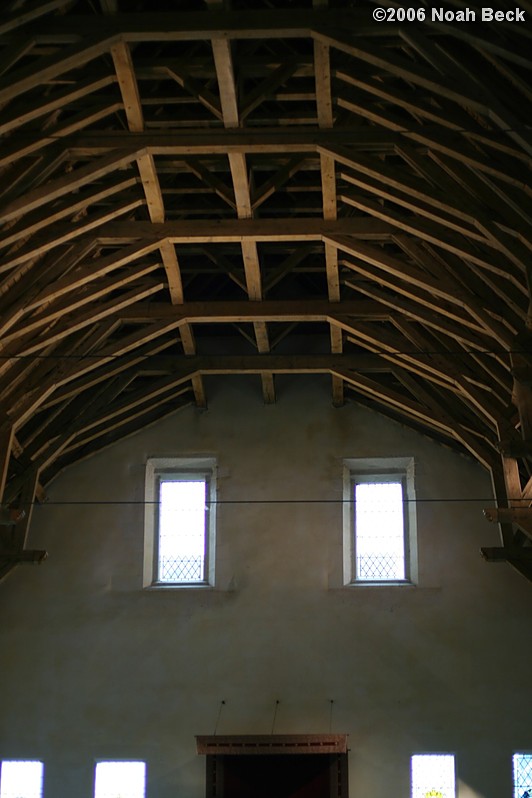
[392,235,516,349]
[0,71,116,136]
[338,170,489,246]
[335,367,457,439]
[0,238,96,320]
[332,235,472,309]
[24,370,139,462]
[4,195,144,276]
[2,263,162,350]
[331,145,490,237]
[13,240,162,313]
[0,100,125,169]
[392,320,507,428]
[0,33,118,106]
[0,0,74,36]
[0,178,140,259]
[58,388,193,457]
[317,28,517,118]
[392,366,494,467]
[336,90,530,188]
[0,147,140,224]
[412,145,532,237]
[343,277,493,352]
[3,322,119,417]
[40,335,179,410]
[44,398,193,482]
[334,65,467,133]
[10,282,164,358]
[334,194,526,289]
[339,320,462,394]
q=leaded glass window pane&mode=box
[514,753,532,798]
[355,481,406,581]
[158,478,207,583]
[411,754,455,798]
[94,761,146,798]
[0,761,43,798]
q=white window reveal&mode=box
[343,457,417,585]
[0,760,43,798]
[94,761,146,798]
[144,457,216,588]
[411,754,456,798]
[513,753,532,798]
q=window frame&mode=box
[144,456,217,589]
[513,752,532,798]
[0,760,44,798]
[93,760,146,798]
[343,457,417,586]
[410,753,456,798]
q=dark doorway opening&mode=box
[197,734,349,798]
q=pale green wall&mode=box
[0,379,530,798]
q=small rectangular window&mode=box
[343,457,417,585]
[513,753,532,798]
[94,761,146,798]
[0,760,43,798]
[411,754,455,798]
[144,457,216,588]
[157,476,208,583]
[354,479,405,580]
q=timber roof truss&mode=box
[1,0,532,580]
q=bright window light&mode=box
[355,481,406,581]
[0,760,43,798]
[158,478,207,583]
[94,761,146,798]
[513,753,532,798]
[411,754,455,798]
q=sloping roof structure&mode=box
[1,0,532,581]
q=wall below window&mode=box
[0,378,530,798]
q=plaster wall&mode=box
[0,379,531,798]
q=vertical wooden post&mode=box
[10,465,40,551]
[0,465,41,582]
[0,421,14,503]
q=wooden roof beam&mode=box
[314,38,342,405]
[212,35,274,403]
